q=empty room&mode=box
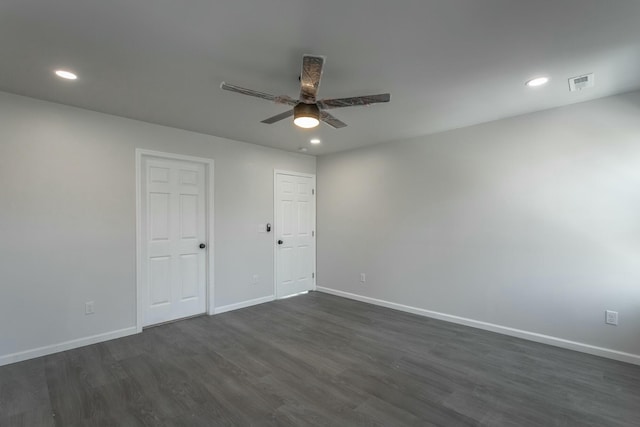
[1,0,640,426]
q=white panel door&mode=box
[142,157,207,326]
[275,172,315,298]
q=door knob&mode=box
[199,243,206,249]
[277,240,283,245]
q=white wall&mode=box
[317,91,640,361]
[0,91,315,363]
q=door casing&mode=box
[273,169,316,299]
[136,149,215,332]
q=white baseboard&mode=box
[213,295,275,315]
[0,326,138,367]
[316,286,640,366]
[0,294,277,367]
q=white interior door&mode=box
[141,157,207,326]
[275,171,316,298]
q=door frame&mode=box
[273,169,316,299]
[136,149,215,332]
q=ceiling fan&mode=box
[220,54,390,129]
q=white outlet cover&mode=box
[605,310,618,325]
[85,301,95,315]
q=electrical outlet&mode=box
[252,274,259,285]
[605,310,618,325]
[85,301,95,315]
[360,273,366,283]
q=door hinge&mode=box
[312,188,315,195]
[312,272,315,278]
[312,230,315,237]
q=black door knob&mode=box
[199,243,206,249]
[277,240,283,245]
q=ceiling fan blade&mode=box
[261,109,294,124]
[318,93,391,109]
[220,82,297,106]
[320,111,347,129]
[299,55,325,103]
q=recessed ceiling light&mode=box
[55,70,78,80]
[525,77,549,87]
[310,138,321,144]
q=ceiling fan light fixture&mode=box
[293,103,320,128]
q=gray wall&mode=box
[0,91,315,359]
[317,91,640,357]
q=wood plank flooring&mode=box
[1,291,639,426]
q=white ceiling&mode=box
[1,0,640,155]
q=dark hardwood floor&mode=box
[1,291,639,426]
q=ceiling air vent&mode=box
[568,73,594,91]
